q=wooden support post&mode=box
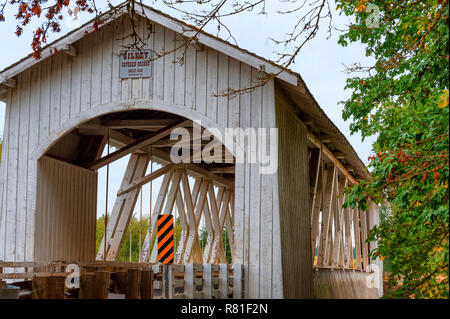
[141,169,173,262]
[32,276,48,299]
[219,264,229,299]
[0,266,4,289]
[325,168,338,266]
[162,265,171,299]
[184,263,195,299]
[354,207,362,269]
[347,205,354,269]
[126,268,142,299]
[79,273,94,299]
[140,269,154,299]
[332,175,346,267]
[93,271,110,299]
[47,275,66,299]
[203,264,213,299]
[360,209,369,271]
[225,192,235,262]
[232,264,243,299]
[97,154,149,261]
[175,192,189,264]
[317,166,336,266]
[215,189,232,263]
[182,172,204,264]
[168,265,175,299]
[311,166,324,265]
[111,270,127,294]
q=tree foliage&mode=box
[338,0,449,298]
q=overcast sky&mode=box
[0,0,376,217]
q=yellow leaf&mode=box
[438,89,449,108]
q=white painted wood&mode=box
[35,156,97,261]
[15,71,30,264]
[153,23,165,101]
[101,23,113,105]
[206,49,218,122]
[259,78,275,298]
[91,30,103,107]
[203,263,212,299]
[80,35,92,112]
[164,28,175,103]
[232,264,243,299]
[195,49,207,114]
[184,263,195,298]
[248,72,262,298]
[219,263,229,299]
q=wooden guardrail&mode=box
[0,261,244,299]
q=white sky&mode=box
[0,0,376,217]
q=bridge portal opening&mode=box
[35,109,236,265]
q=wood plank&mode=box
[174,192,189,264]
[126,268,142,299]
[87,120,190,170]
[203,263,212,299]
[153,23,165,101]
[311,154,324,265]
[184,263,195,299]
[79,273,94,299]
[102,154,149,260]
[181,172,203,264]
[140,169,173,262]
[219,263,229,299]
[47,275,66,299]
[92,271,110,299]
[117,164,174,196]
[317,166,336,266]
[101,119,179,129]
[140,269,154,299]
[32,276,48,299]
[307,131,357,184]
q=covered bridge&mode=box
[0,3,382,299]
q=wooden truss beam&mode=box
[140,169,174,262]
[307,131,357,184]
[97,153,149,261]
[149,148,234,188]
[101,119,179,129]
[87,119,191,170]
[117,164,175,196]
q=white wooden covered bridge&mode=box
[0,3,382,299]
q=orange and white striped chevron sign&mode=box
[157,214,174,264]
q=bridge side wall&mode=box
[275,86,314,298]
[313,269,379,299]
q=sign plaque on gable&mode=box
[119,49,152,79]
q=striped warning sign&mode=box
[157,214,174,264]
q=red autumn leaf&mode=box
[31,5,42,18]
[19,3,28,14]
[15,25,23,36]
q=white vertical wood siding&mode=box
[275,92,314,298]
[35,156,97,261]
[0,16,282,297]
